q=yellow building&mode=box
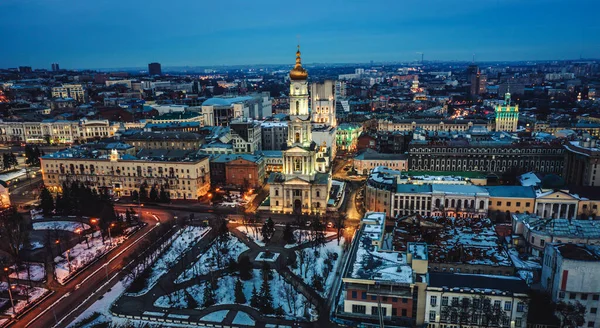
[485,186,536,214]
[41,149,210,200]
[495,92,519,132]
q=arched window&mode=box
[479,200,485,209]
[295,132,300,143]
[316,190,320,198]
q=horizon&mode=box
[1,0,599,70]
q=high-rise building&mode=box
[467,64,483,97]
[311,80,336,127]
[495,92,519,132]
[148,62,162,76]
[18,66,32,73]
[51,63,60,72]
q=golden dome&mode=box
[289,45,308,80]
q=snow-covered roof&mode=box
[518,171,542,187]
[514,213,600,239]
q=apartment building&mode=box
[41,147,210,200]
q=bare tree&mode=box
[280,281,298,316]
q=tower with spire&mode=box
[495,89,519,132]
[268,45,331,216]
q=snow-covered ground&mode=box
[200,310,229,323]
[176,232,248,283]
[233,311,255,326]
[127,226,210,296]
[161,270,309,318]
[10,263,45,281]
[0,284,48,316]
[68,280,129,328]
[33,221,90,232]
[235,226,265,247]
[285,230,337,249]
[292,238,344,297]
[55,231,124,284]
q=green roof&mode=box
[406,171,486,179]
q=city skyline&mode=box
[1,0,599,69]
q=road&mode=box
[9,208,174,328]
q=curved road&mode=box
[8,208,173,328]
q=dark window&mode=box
[392,297,398,302]
[352,304,366,314]
[570,293,577,300]
[361,292,367,300]
[402,298,408,303]
[594,295,600,301]
[582,293,588,300]
[382,297,388,302]
[588,322,595,328]
[401,309,407,316]
[392,308,397,316]
[371,295,376,301]
[591,308,597,314]
[352,291,357,298]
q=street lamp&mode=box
[3,267,15,315]
[108,223,115,246]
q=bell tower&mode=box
[289,45,309,118]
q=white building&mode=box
[425,273,529,328]
[541,243,600,328]
[51,83,86,102]
[512,213,600,257]
[230,118,262,154]
[311,80,336,127]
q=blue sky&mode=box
[1,0,598,69]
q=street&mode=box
[9,208,173,328]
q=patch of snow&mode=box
[55,231,126,284]
[200,310,228,323]
[167,313,190,319]
[235,226,265,247]
[33,221,90,232]
[232,312,255,325]
[292,238,345,297]
[256,252,280,262]
[182,270,309,318]
[176,232,248,283]
[1,285,48,316]
[10,263,45,281]
[285,230,336,248]
[128,226,211,296]
[143,311,165,317]
[68,280,129,328]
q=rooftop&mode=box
[429,273,529,294]
[555,244,600,261]
[202,96,253,107]
[121,131,202,141]
[355,149,408,161]
[484,186,537,199]
[514,213,600,239]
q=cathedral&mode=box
[268,46,334,215]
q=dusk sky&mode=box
[1,0,598,69]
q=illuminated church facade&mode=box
[268,46,332,215]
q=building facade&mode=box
[541,243,600,328]
[311,80,336,126]
[563,140,600,187]
[268,46,330,215]
[261,121,288,151]
[425,273,529,328]
[41,149,210,200]
[408,139,565,175]
[495,92,519,132]
[230,119,262,154]
[51,83,86,102]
